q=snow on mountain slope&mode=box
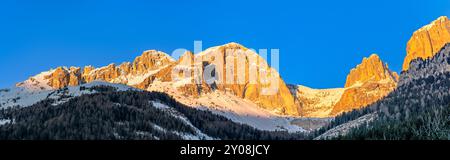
[150,101,215,140]
[0,81,135,109]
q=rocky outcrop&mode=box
[345,54,399,87]
[83,64,121,83]
[400,43,450,86]
[330,54,398,116]
[403,16,450,71]
[289,85,345,118]
[192,43,298,115]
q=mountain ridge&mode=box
[403,16,450,71]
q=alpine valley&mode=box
[1,16,450,140]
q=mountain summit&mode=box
[16,43,299,116]
[345,54,399,88]
[403,16,450,71]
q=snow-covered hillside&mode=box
[0,81,135,109]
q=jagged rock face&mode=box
[403,16,450,71]
[345,54,398,87]
[82,66,95,79]
[400,43,450,86]
[289,54,398,117]
[119,62,131,75]
[189,43,298,115]
[80,50,175,85]
[330,54,398,116]
[154,43,298,115]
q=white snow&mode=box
[15,69,55,91]
[126,66,167,85]
[415,16,447,33]
[0,119,11,126]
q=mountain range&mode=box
[1,16,450,139]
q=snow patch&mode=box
[150,101,215,140]
[0,119,12,126]
[292,85,345,118]
[0,81,136,109]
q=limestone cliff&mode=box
[288,54,398,117]
[403,16,450,71]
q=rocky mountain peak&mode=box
[345,54,398,88]
[403,16,450,71]
[16,43,300,116]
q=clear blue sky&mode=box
[1,0,449,89]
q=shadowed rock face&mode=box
[403,16,450,71]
